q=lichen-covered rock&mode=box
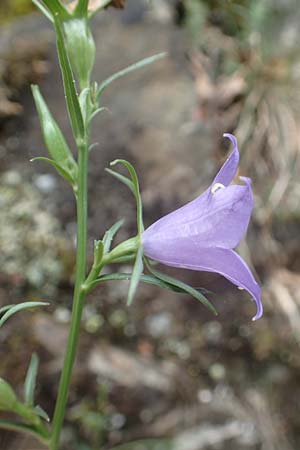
[0,170,74,296]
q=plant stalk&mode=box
[50,143,88,450]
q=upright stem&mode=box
[50,143,88,450]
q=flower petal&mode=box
[143,133,242,247]
[143,178,253,250]
[212,133,239,187]
[142,241,262,321]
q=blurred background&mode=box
[1,0,300,449]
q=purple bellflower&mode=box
[142,134,263,321]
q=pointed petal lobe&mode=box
[142,241,262,321]
[212,133,239,187]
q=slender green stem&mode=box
[50,144,88,450]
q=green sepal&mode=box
[97,53,167,99]
[34,405,50,422]
[107,160,144,234]
[31,85,78,186]
[63,17,95,90]
[103,219,124,253]
[144,259,217,315]
[24,354,39,407]
[127,246,143,306]
[93,240,104,267]
[0,378,18,411]
[0,302,49,329]
[53,15,85,143]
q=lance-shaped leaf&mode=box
[88,272,203,295]
[127,246,143,306]
[106,160,144,234]
[30,157,76,187]
[53,16,85,143]
[0,302,49,329]
[145,259,217,314]
[103,219,124,253]
[97,53,166,98]
[24,354,39,407]
[31,86,78,186]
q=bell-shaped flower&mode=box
[142,134,263,321]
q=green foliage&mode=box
[0,378,17,411]
[24,354,39,407]
[97,53,166,98]
[0,302,49,328]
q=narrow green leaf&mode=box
[40,0,70,18]
[24,354,39,407]
[30,157,76,186]
[127,246,143,306]
[88,107,108,125]
[53,16,85,142]
[103,219,124,253]
[0,305,14,315]
[34,405,50,422]
[97,53,166,98]
[105,168,135,194]
[74,0,89,16]
[109,159,144,234]
[32,0,54,21]
[145,259,217,315]
[89,272,186,292]
[0,302,49,329]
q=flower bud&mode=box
[0,378,17,411]
[64,18,95,89]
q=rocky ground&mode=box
[1,2,300,450]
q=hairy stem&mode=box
[50,144,88,450]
